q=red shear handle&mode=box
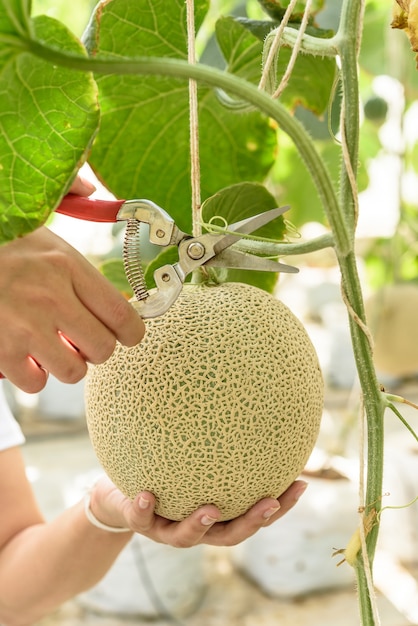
[56,194,126,222]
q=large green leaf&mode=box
[0,0,32,72]
[99,257,133,297]
[86,0,277,233]
[0,14,99,243]
[216,16,336,115]
[0,0,31,37]
[201,181,286,239]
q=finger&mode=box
[69,176,96,196]
[29,331,89,384]
[129,497,221,548]
[26,227,145,350]
[0,298,103,385]
[56,309,118,366]
[127,492,158,532]
[71,262,145,348]
[201,481,308,547]
[163,505,221,548]
[0,268,142,382]
[201,499,281,547]
[265,480,308,524]
[0,356,48,394]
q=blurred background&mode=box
[7,1,418,624]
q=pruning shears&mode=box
[56,195,298,318]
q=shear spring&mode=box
[123,219,149,301]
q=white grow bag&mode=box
[77,535,206,618]
[231,465,358,598]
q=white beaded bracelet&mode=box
[84,491,131,533]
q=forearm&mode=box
[0,500,133,626]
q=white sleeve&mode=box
[0,383,25,451]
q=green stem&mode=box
[340,253,385,529]
[356,565,376,626]
[24,37,350,257]
[386,402,418,444]
[335,0,364,234]
[0,34,29,48]
[334,2,385,624]
[280,27,339,56]
[228,233,335,257]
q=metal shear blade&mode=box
[211,205,290,255]
[206,248,298,273]
[206,205,298,274]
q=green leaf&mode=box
[0,0,32,69]
[216,16,336,115]
[99,257,133,296]
[0,14,99,243]
[0,0,32,38]
[215,17,265,83]
[229,16,334,43]
[144,246,180,291]
[201,181,287,293]
[256,0,324,21]
[218,266,278,293]
[85,0,277,234]
[201,181,286,239]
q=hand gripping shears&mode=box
[56,195,298,318]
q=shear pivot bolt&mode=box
[187,242,205,260]
[156,229,166,239]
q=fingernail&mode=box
[138,495,150,510]
[201,515,218,526]
[263,505,281,520]
[294,481,308,501]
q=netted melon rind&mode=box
[85,282,324,521]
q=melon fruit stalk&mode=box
[86,282,324,521]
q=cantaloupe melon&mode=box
[85,282,324,521]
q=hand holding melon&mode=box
[89,474,308,547]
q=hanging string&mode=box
[273,0,312,99]
[340,104,360,228]
[186,0,202,238]
[258,0,299,92]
